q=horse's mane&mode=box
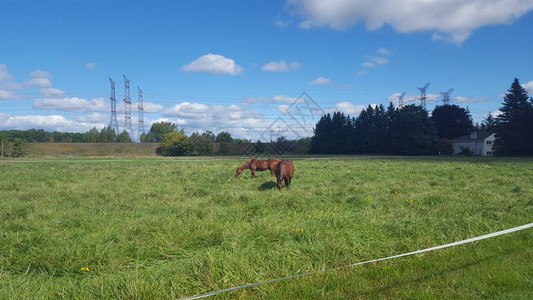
[239,161,250,170]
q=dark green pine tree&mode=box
[389,105,438,155]
[431,104,473,139]
[480,112,497,132]
[309,113,333,154]
[494,78,533,155]
[353,105,374,153]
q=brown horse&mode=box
[235,158,281,178]
[275,160,294,191]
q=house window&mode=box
[486,140,492,145]
[486,151,493,156]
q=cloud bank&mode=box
[287,0,533,44]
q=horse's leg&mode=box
[284,177,289,188]
[251,168,256,178]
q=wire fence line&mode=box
[177,223,533,300]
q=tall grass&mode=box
[0,156,532,299]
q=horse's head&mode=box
[235,167,243,177]
[277,179,283,191]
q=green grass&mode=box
[1,156,532,299]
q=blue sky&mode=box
[1,0,533,141]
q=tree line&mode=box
[2,78,530,157]
[309,78,532,156]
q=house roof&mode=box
[452,132,495,142]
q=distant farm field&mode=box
[1,157,532,299]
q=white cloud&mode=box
[85,63,97,69]
[0,82,24,91]
[325,101,366,115]
[73,112,108,123]
[164,102,210,118]
[522,81,533,95]
[310,76,333,85]
[242,95,304,106]
[24,77,52,88]
[39,87,66,98]
[0,112,101,132]
[387,92,422,105]
[362,56,389,68]
[454,96,493,104]
[30,70,53,78]
[33,97,107,112]
[181,53,244,75]
[161,102,294,140]
[287,0,533,44]
[142,102,164,113]
[492,110,503,118]
[377,48,390,55]
[0,64,13,82]
[1,66,57,100]
[278,105,291,114]
[261,60,301,72]
[0,90,18,100]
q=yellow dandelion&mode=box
[308,214,311,218]
[249,209,253,212]
[331,212,335,216]
[301,228,304,232]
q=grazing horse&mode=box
[235,158,281,178]
[275,160,294,191]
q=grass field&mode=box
[1,156,532,299]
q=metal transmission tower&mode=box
[109,78,120,133]
[417,82,431,110]
[440,88,454,105]
[397,92,406,108]
[137,86,145,139]
[123,75,134,141]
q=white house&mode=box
[451,132,496,156]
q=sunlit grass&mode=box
[0,156,532,299]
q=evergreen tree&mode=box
[98,126,117,142]
[83,127,99,143]
[431,104,473,139]
[309,113,333,154]
[480,112,497,132]
[140,132,156,143]
[202,130,216,142]
[116,130,133,143]
[389,105,438,155]
[353,106,373,153]
[494,78,533,155]
[353,105,390,154]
